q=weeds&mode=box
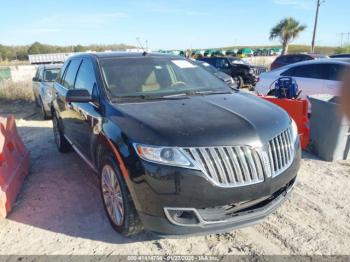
[0,80,34,103]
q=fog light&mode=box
[164,208,200,225]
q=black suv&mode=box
[198,57,266,88]
[51,52,301,236]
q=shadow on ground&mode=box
[5,108,158,244]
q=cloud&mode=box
[272,0,315,10]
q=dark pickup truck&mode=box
[198,57,266,89]
[51,52,300,236]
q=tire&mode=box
[39,97,49,120]
[100,154,143,236]
[52,112,72,153]
[233,76,244,89]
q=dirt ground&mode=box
[0,101,349,256]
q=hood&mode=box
[214,71,232,83]
[111,92,290,148]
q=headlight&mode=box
[249,68,255,75]
[291,119,299,142]
[134,144,195,168]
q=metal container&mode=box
[309,94,350,161]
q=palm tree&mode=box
[270,17,307,55]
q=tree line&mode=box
[0,42,136,61]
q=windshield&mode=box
[196,61,218,74]
[44,68,60,82]
[100,57,231,98]
[228,58,249,65]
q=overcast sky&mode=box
[0,0,348,49]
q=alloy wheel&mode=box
[101,165,125,226]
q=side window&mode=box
[36,68,43,81]
[62,59,82,89]
[35,68,41,80]
[292,64,325,79]
[281,67,296,76]
[325,64,346,81]
[74,59,97,94]
[58,61,70,83]
[216,58,229,69]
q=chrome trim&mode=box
[267,127,295,178]
[182,127,296,187]
[163,207,226,227]
[64,135,98,173]
[164,179,296,228]
[182,146,265,188]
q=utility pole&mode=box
[311,0,323,53]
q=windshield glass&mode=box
[228,58,249,65]
[100,57,230,98]
[196,61,218,74]
[44,68,60,82]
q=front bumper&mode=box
[127,140,301,235]
[140,177,295,236]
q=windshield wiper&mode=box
[113,94,189,101]
[191,90,233,95]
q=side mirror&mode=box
[32,77,40,82]
[66,89,92,103]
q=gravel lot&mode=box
[0,102,349,256]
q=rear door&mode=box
[323,63,346,96]
[281,64,326,99]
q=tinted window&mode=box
[62,59,81,89]
[325,63,346,81]
[216,58,230,69]
[276,56,287,63]
[74,59,96,94]
[286,55,309,63]
[58,61,70,83]
[283,64,325,79]
[43,69,60,82]
[281,67,295,76]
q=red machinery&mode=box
[260,96,310,150]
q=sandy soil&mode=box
[0,102,349,256]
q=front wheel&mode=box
[100,154,143,236]
[233,76,244,89]
[52,112,72,153]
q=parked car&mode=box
[270,53,328,70]
[32,64,61,119]
[51,52,300,236]
[198,57,266,88]
[256,60,349,100]
[193,59,237,88]
[330,53,350,58]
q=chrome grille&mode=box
[267,128,294,177]
[183,146,265,187]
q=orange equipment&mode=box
[0,116,30,218]
[260,96,310,150]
